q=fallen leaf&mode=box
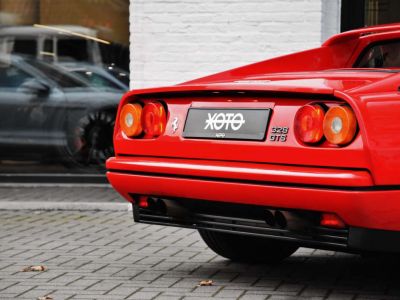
[198,279,213,286]
[22,265,48,272]
[37,296,53,300]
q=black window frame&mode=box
[341,0,366,32]
[353,38,400,69]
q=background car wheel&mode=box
[198,229,298,263]
[66,110,115,168]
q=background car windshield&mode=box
[74,70,123,90]
[29,60,88,88]
[355,40,400,68]
[0,62,33,88]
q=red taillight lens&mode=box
[323,106,357,145]
[120,103,143,137]
[142,102,167,137]
[138,196,149,208]
[320,213,346,229]
[294,104,325,144]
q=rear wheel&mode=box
[198,230,298,263]
[65,110,115,169]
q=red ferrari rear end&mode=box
[107,25,400,262]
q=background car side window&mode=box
[0,62,33,89]
[355,40,400,68]
[57,39,89,62]
[11,39,37,56]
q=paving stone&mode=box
[154,296,185,300]
[104,286,140,296]
[214,288,244,298]
[126,290,162,299]
[17,288,56,299]
[326,293,355,300]
[191,285,222,296]
[68,278,100,288]
[1,283,36,295]
[239,295,267,300]
[300,286,330,297]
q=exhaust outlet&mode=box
[147,198,167,214]
[274,210,288,228]
[264,210,275,227]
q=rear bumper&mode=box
[107,156,400,251]
[107,156,373,187]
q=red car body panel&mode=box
[107,24,400,253]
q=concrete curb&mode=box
[0,173,108,184]
[0,201,132,211]
[0,183,112,188]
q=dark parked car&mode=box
[0,25,103,65]
[58,62,129,92]
[0,55,121,167]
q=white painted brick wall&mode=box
[130,0,341,89]
[322,0,341,43]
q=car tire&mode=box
[65,110,115,168]
[198,229,298,263]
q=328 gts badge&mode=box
[270,126,289,142]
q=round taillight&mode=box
[294,104,325,144]
[141,102,167,137]
[120,103,143,137]
[323,106,357,145]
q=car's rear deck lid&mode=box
[125,79,335,98]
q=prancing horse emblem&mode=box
[172,117,179,133]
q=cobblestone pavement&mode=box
[1,211,400,300]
